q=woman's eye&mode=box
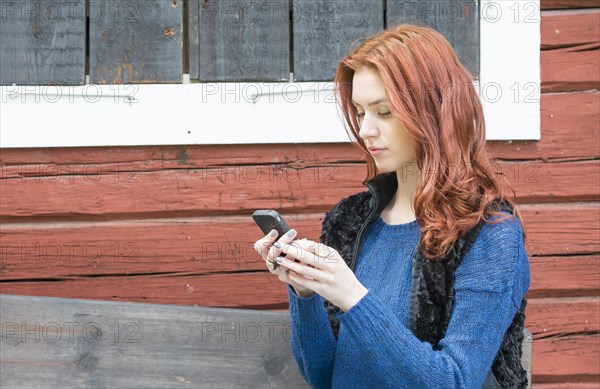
[354,111,390,119]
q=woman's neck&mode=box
[380,166,420,224]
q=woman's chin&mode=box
[374,163,394,174]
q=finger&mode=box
[281,259,330,292]
[277,268,293,283]
[265,258,280,273]
[254,229,279,258]
[289,240,338,262]
[277,228,298,244]
[267,229,297,261]
[285,266,322,291]
[273,241,322,267]
[264,229,301,273]
[277,269,310,293]
[275,256,322,281]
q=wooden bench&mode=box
[0,294,532,388]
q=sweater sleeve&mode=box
[335,215,530,388]
[287,285,337,388]
[287,196,357,388]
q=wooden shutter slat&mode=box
[386,0,480,77]
[0,0,86,85]
[192,0,290,81]
[88,0,183,84]
[293,0,384,81]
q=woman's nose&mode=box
[358,114,378,139]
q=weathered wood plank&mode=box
[0,163,364,218]
[88,0,183,83]
[532,334,600,383]
[0,294,309,388]
[292,0,383,81]
[0,214,324,281]
[1,159,597,219]
[0,143,365,175]
[529,255,600,298]
[1,205,598,284]
[488,92,599,160]
[542,43,600,93]
[193,0,289,81]
[520,203,600,256]
[4,215,596,281]
[3,223,598,299]
[0,0,86,85]
[534,383,600,388]
[188,0,200,79]
[526,297,600,338]
[495,160,600,203]
[0,295,593,385]
[0,272,289,308]
[386,0,480,77]
[541,9,600,50]
[541,0,600,10]
[1,156,598,205]
[0,214,592,280]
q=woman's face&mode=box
[351,66,417,174]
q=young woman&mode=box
[254,24,530,389]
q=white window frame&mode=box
[0,0,540,148]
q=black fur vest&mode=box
[319,172,528,388]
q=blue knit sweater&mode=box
[287,213,530,388]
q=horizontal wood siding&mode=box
[540,9,599,50]
[534,4,600,385]
[1,161,598,219]
[541,0,600,10]
[1,3,599,386]
[1,207,597,282]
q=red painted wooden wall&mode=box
[1,0,598,386]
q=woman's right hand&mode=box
[254,229,316,298]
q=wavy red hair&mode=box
[333,23,524,260]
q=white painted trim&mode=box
[479,0,541,140]
[0,82,349,147]
[0,1,540,148]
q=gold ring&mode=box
[266,259,278,271]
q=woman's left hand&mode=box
[273,239,368,312]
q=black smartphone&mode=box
[252,210,292,238]
[252,210,300,263]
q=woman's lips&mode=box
[368,148,386,156]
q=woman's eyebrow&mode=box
[351,98,387,107]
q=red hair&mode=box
[333,23,523,260]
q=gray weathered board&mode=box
[2,1,480,85]
[292,0,384,81]
[0,0,86,85]
[386,0,480,77]
[0,294,309,388]
[191,0,290,82]
[0,293,532,388]
[88,0,183,84]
